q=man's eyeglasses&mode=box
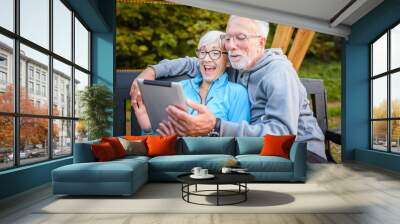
[196,49,227,60]
[220,33,261,43]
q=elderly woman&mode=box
[133,30,250,135]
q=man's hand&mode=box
[130,67,156,106]
[166,99,216,136]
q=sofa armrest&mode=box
[289,141,307,182]
[73,140,100,163]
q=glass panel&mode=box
[372,76,387,119]
[74,69,89,118]
[391,72,400,118]
[372,121,388,151]
[0,0,14,31]
[0,34,14,113]
[74,18,89,70]
[20,44,49,115]
[20,117,49,165]
[372,33,387,76]
[391,120,400,153]
[53,0,72,60]
[75,120,88,143]
[20,0,49,49]
[53,119,72,158]
[0,116,14,170]
[53,59,72,117]
[391,24,400,70]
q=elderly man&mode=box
[131,15,326,162]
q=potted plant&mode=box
[79,84,114,140]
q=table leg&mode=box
[195,184,197,192]
[245,183,247,201]
[217,184,219,206]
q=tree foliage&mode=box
[373,99,400,140]
[117,3,229,69]
[79,84,114,140]
[116,3,341,69]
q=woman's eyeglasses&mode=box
[196,49,227,60]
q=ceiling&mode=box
[169,0,384,37]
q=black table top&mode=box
[177,172,255,185]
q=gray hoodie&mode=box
[150,49,325,144]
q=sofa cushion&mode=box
[180,137,235,155]
[73,139,100,163]
[236,137,263,155]
[236,155,293,172]
[52,158,147,183]
[149,154,235,172]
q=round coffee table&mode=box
[177,172,255,206]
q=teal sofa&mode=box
[52,137,306,196]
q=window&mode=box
[36,83,40,95]
[0,0,91,170]
[29,67,34,80]
[28,81,34,94]
[0,54,8,86]
[75,17,90,70]
[0,0,14,32]
[35,70,41,81]
[53,0,72,60]
[0,71,6,85]
[0,55,7,67]
[53,59,72,117]
[20,0,49,49]
[0,34,13,113]
[371,23,400,154]
[42,85,46,97]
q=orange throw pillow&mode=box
[124,135,148,141]
[91,142,117,161]
[101,137,126,158]
[259,134,296,159]
[146,135,177,157]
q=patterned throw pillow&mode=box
[118,137,147,156]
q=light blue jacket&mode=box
[180,72,250,123]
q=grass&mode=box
[299,59,341,129]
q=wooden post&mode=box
[271,24,294,54]
[287,29,315,72]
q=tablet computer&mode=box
[137,79,186,130]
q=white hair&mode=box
[198,30,226,49]
[229,15,269,39]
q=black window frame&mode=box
[370,20,400,154]
[0,0,92,171]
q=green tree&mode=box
[117,3,229,69]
